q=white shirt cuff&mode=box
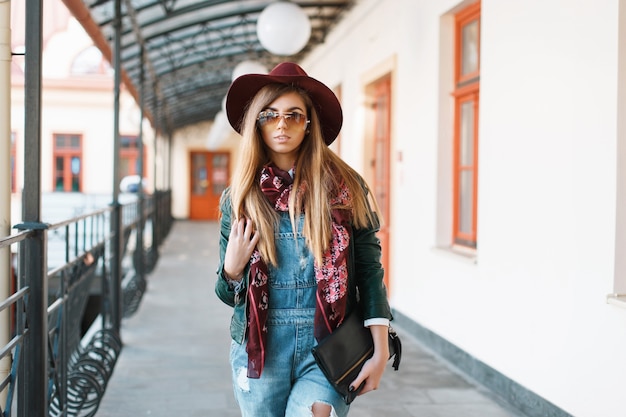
[364,318,390,327]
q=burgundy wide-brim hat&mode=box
[225,62,343,145]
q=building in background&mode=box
[10,0,153,224]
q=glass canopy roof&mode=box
[63,0,355,134]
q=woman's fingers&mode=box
[225,217,259,277]
[349,353,387,397]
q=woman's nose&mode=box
[276,115,288,129]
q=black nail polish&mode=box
[349,385,354,392]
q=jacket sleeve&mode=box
[352,214,393,322]
[349,175,393,321]
[214,189,247,308]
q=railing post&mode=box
[136,45,145,281]
[110,203,123,333]
[18,0,47,416]
[15,224,48,417]
[0,0,13,407]
[110,0,122,333]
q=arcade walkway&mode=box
[95,221,525,417]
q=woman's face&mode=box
[257,91,309,171]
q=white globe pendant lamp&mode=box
[231,60,267,81]
[257,2,311,56]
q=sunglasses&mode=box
[257,111,309,129]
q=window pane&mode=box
[212,154,228,195]
[55,134,81,149]
[460,101,474,165]
[192,154,207,196]
[71,157,81,191]
[71,156,81,175]
[458,170,474,234]
[55,157,65,191]
[213,154,227,168]
[121,136,137,149]
[461,20,479,76]
[55,135,65,148]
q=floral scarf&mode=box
[245,164,352,378]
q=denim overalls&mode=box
[229,213,349,417]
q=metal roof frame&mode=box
[61,0,355,135]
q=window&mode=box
[452,2,480,248]
[53,134,82,192]
[120,135,146,177]
[10,132,17,193]
[71,45,112,76]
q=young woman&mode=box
[215,62,392,417]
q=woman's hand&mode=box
[349,325,390,396]
[223,217,260,281]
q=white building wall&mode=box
[303,1,625,416]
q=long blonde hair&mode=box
[227,84,379,266]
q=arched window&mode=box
[71,45,111,75]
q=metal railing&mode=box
[0,190,173,417]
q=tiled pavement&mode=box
[96,221,526,417]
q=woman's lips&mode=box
[274,135,289,143]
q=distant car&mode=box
[119,175,146,193]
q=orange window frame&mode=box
[53,133,83,192]
[455,2,481,85]
[452,1,480,248]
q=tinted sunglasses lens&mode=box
[257,112,306,127]
[287,113,305,125]
[257,111,275,127]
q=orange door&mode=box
[189,151,229,220]
[372,77,392,291]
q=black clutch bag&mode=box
[311,312,402,404]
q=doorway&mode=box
[367,75,392,291]
[189,151,229,220]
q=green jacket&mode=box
[215,189,393,344]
